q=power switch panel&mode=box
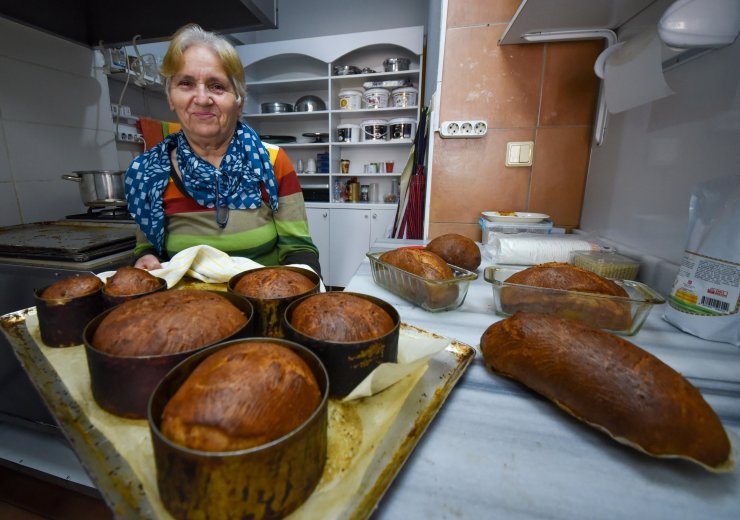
[505,141,534,167]
[439,120,488,138]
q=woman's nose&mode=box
[193,84,212,104]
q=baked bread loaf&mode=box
[501,262,631,330]
[290,292,394,342]
[161,341,321,451]
[379,248,458,309]
[40,275,102,299]
[426,233,481,271]
[380,248,453,280]
[480,312,733,472]
[92,290,247,356]
[234,268,315,299]
[104,266,162,296]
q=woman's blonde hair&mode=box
[161,23,246,103]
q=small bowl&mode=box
[83,291,254,419]
[366,251,478,312]
[282,292,400,398]
[148,338,328,519]
[483,266,665,335]
[227,266,320,338]
[34,282,104,348]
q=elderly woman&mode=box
[126,23,320,276]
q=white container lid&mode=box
[337,123,361,129]
[361,119,389,125]
[388,117,417,124]
[391,86,418,94]
[364,88,390,96]
[338,88,362,95]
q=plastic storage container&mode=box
[570,250,640,280]
[363,88,390,109]
[367,251,478,312]
[483,265,665,335]
[391,86,418,107]
[336,123,361,143]
[388,117,416,141]
[361,119,389,142]
[338,89,362,110]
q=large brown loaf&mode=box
[379,248,458,308]
[104,266,162,296]
[234,268,315,299]
[290,292,394,342]
[501,262,632,330]
[161,341,321,451]
[40,275,102,299]
[92,290,247,356]
[480,312,733,472]
[426,233,481,271]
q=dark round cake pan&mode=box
[227,266,320,338]
[83,291,254,419]
[282,292,400,398]
[34,285,104,348]
[102,276,167,309]
[148,337,328,519]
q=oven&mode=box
[0,217,136,429]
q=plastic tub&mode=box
[389,117,416,141]
[338,88,362,110]
[570,250,640,280]
[483,265,665,335]
[361,119,389,142]
[336,123,361,143]
[391,86,418,108]
[367,251,478,312]
[363,88,390,109]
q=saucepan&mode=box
[62,170,127,207]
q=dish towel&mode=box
[137,117,165,150]
[99,245,324,291]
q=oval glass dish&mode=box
[483,265,665,335]
[367,251,478,312]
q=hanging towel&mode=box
[137,117,165,149]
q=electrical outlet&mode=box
[439,120,487,138]
[117,131,144,143]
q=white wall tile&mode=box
[0,121,12,182]
[4,121,119,181]
[15,179,87,223]
[0,182,22,226]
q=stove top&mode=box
[66,207,133,222]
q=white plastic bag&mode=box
[663,175,740,346]
[484,233,600,265]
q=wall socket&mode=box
[117,131,144,143]
[439,120,488,138]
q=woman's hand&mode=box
[134,254,162,270]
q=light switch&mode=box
[505,141,534,167]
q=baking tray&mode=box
[0,221,136,262]
[0,307,474,520]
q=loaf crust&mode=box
[480,312,733,471]
[161,341,321,451]
[290,292,394,342]
[92,290,247,356]
[104,266,162,296]
[426,233,481,271]
[234,268,316,299]
[501,262,632,330]
[40,275,102,299]
[379,248,453,280]
[379,248,458,308]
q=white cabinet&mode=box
[306,205,397,288]
[235,27,423,207]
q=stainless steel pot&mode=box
[62,170,126,207]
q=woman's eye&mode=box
[209,84,227,94]
[177,79,193,88]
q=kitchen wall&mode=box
[580,0,740,293]
[0,17,119,226]
[427,0,602,240]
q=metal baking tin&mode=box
[34,282,104,347]
[82,291,254,419]
[282,292,400,398]
[227,266,320,338]
[0,310,475,520]
[102,276,167,309]
[148,338,329,519]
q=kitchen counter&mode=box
[346,238,740,520]
[1,238,738,519]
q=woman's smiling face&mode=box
[168,44,243,147]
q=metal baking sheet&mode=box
[0,307,475,520]
[0,221,136,262]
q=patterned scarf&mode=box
[125,121,279,256]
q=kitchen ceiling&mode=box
[0,0,278,48]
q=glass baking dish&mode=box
[483,265,665,335]
[367,251,478,312]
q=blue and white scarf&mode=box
[125,121,279,256]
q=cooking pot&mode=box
[62,170,126,207]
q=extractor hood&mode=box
[0,0,278,48]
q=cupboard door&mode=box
[306,207,331,282]
[329,208,371,288]
[370,208,397,247]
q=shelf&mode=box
[246,77,330,94]
[241,110,330,121]
[106,70,164,91]
[332,107,419,119]
[332,140,413,147]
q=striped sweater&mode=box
[134,143,319,269]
